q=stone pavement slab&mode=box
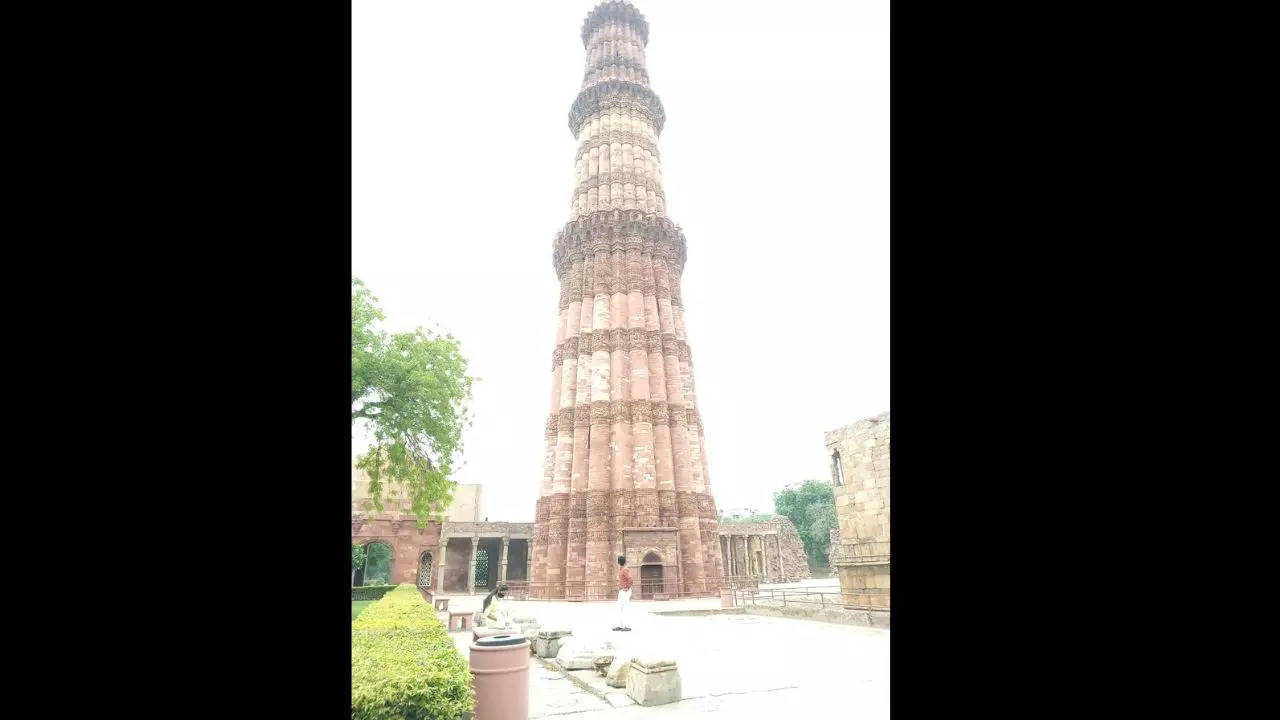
[446,586,888,718]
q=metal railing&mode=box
[733,586,890,611]
[491,577,725,601]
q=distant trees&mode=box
[773,480,837,569]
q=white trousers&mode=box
[617,588,631,628]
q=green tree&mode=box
[352,278,474,527]
[352,544,366,587]
[773,479,837,568]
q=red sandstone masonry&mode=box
[533,2,723,595]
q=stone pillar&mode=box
[500,537,510,582]
[437,540,448,592]
[775,534,785,581]
[468,536,479,593]
[526,543,532,583]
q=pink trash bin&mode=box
[469,634,530,720]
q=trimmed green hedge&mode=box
[352,585,398,601]
[352,584,474,720]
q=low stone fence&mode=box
[501,579,722,601]
[731,587,890,628]
[740,602,890,629]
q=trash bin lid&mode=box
[475,634,526,647]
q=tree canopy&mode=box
[352,278,474,526]
[773,479,837,568]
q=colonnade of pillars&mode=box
[718,532,786,581]
[435,536,533,593]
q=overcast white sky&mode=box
[353,0,889,522]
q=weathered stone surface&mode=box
[534,630,573,659]
[606,656,633,688]
[593,654,615,676]
[555,637,615,671]
[826,412,890,609]
[717,516,811,580]
[471,626,510,642]
[626,658,681,706]
[606,692,635,708]
[631,657,677,671]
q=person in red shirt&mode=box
[614,555,633,632]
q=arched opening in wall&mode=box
[831,451,845,486]
[359,541,394,586]
[417,551,433,588]
[474,548,490,591]
[639,551,663,599]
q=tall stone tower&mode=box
[531,1,724,600]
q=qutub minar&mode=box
[531,1,726,599]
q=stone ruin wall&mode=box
[824,412,890,607]
[825,412,890,554]
[718,516,811,580]
[351,514,442,586]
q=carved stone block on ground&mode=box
[534,630,572,659]
[555,636,614,670]
[626,657,681,706]
[606,656,633,688]
[593,653,615,676]
[471,626,510,642]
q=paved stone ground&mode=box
[440,584,888,718]
[759,576,841,590]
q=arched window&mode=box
[360,541,394,586]
[831,451,845,486]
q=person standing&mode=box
[613,555,632,632]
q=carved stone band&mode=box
[574,172,665,202]
[583,62,651,89]
[552,330,691,367]
[576,133,661,168]
[569,80,666,137]
[581,1,650,48]
[549,398,699,433]
[553,212,687,279]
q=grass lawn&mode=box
[352,600,375,620]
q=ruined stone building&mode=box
[351,469,531,594]
[825,413,891,609]
[531,1,725,599]
[718,517,811,584]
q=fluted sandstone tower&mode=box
[531,1,724,599]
